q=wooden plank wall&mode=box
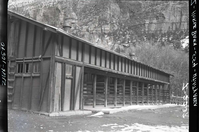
[54,34,170,84]
[11,58,51,112]
[83,73,94,106]
[8,16,55,112]
[8,16,54,59]
[83,71,169,108]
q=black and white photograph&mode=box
[5,0,191,131]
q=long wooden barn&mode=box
[7,11,172,114]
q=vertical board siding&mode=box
[84,44,90,63]
[74,66,81,110]
[71,39,77,60]
[21,77,31,109]
[126,60,129,73]
[89,46,91,64]
[40,59,50,112]
[7,19,11,55]
[149,68,151,79]
[138,64,141,76]
[106,52,110,69]
[100,50,102,67]
[135,63,137,76]
[96,49,101,66]
[43,31,52,56]
[114,78,117,106]
[124,59,126,73]
[34,27,42,56]
[122,58,124,72]
[13,77,22,108]
[115,56,118,71]
[131,61,134,75]
[55,35,61,56]
[123,80,125,106]
[151,69,154,79]
[63,79,72,111]
[31,77,41,111]
[78,42,83,62]
[63,36,70,58]
[141,65,143,77]
[14,21,20,57]
[26,23,35,57]
[101,51,106,67]
[54,62,62,112]
[91,47,95,65]
[104,76,108,107]
[18,21,26,58]
[118,57,121,72]
[111,54,114,70]
[129,61,132,74]
[93,75,97,108]
[126,59,128,73]
[146,67,148,78]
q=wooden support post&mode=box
[130,81,133,105]
[123,79,125,106]
[155,85,158,104]
[147,84,149,104]
[48,35,56,113]
[152,85,155,104]
[168,84,171,104]
[29,59,33,110]
[162,85,165,104]
[159,85,161,104]
[163,85,165,103]
[157,85,159,104]
[166,84,169,103]
[142,83,144,104]
[167,85,170,104]
[136,82,139,104]
[152,85,154,104]
[93,74,97,108]
[104,76,108,107]
[114,78,117,106]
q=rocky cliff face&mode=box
[8,0,189,51]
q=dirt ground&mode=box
[8,106,188,132]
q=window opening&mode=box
[17,63,23,73]
[25,63,31,73]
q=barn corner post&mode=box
[47,33,57,113]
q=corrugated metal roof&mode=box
[8,10,173,76]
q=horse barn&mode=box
[7,11,172,114]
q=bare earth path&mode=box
[8,105,188,132]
